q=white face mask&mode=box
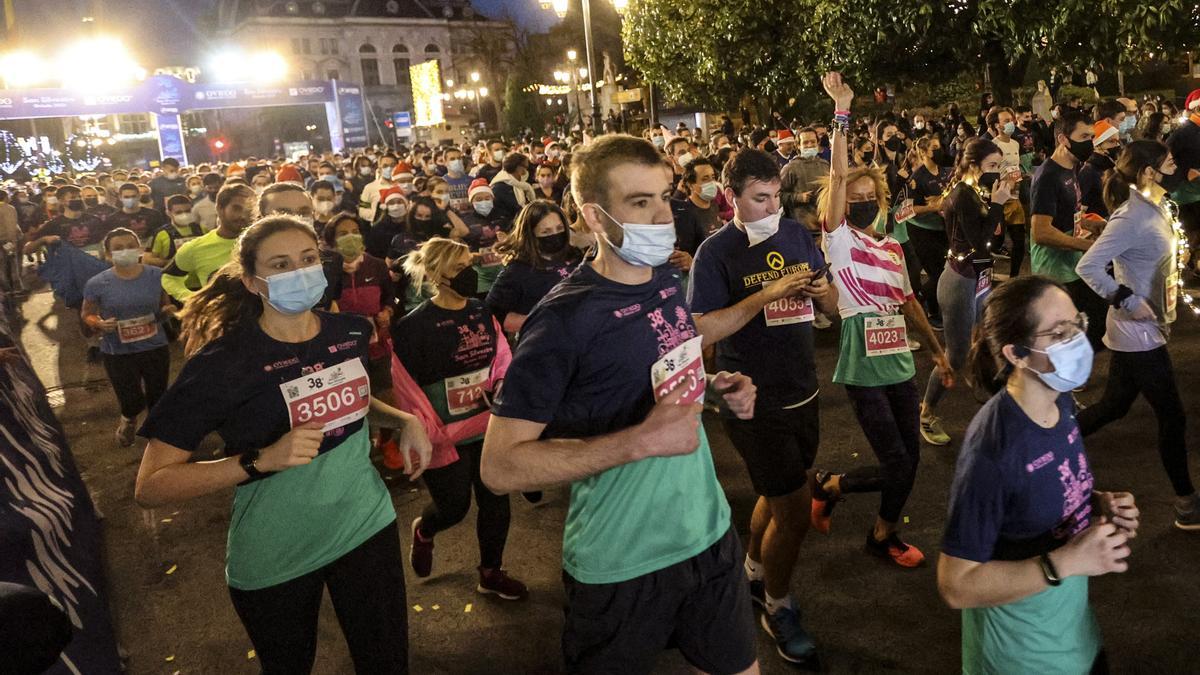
[592,204,675,267]
[387,203,407,219]
[474,199,494,217]
[800,147,819,159]
[448,159,464,174]
[111,248,141,267]
[699,181,719,201]
[315,200,335,215]
[172,212,195,227]
[676,152,694,168]
[738,208,782,247]
[493,149,505,163]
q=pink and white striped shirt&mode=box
[822,220,915,319]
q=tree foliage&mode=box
[623,0,1200,110]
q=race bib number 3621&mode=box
[651,335,706,404]
[279,358,371,431]
[117,314,159,344]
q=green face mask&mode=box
[336,232,365,260]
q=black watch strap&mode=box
[239,449,266,480]
[1111,284,1134,309]
[1039,552,1062,586]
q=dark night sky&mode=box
[9,0,555,66]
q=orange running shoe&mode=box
[381,439,404,470]
[865,532,926,568]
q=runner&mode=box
[810,72,952,567]
[134,215,431,674]
[939,275,1139,674]
[689,147,838,667]
[918,138,1012,445]
[486,200,582,335]
[107,182,167,244]
[81,227,173,447]
[1074,140,1200,529]
[390,237,527,600]
[145,194,203,267]
[162,183,255,302]
[481,134,760,674]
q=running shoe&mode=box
[907,336,922,352]
[477,567,529,600]
[810,470,842,535]
[927,314,943,331]
[116,416,136,447]
[1174,495,1200,531]
[920,415,951,446]
[760,605,819,668]
[410,517,434,578]
[521,491,544,504]
[381,439,405,470]
[813,313,832,330]
[865,532,926,568]
[993,246,1012,259]
[749,578,765,609]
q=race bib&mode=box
[1166,270,1179,316]
[864,314,908,357]
[444,367,490,416]
[975,268,992,299]
[895,199,916,224]
[763,280,815,326]
[650,335,706,404]
[117,314,159,344]
[279,358,371,431]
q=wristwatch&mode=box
[239,448,266,479]
[1038,552,1062,587]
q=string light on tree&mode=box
[0,131,27,175]
[1164,197,1200,316]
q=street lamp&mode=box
[567,49,578,63]
[541,0,630,132]
[471,71,480,83]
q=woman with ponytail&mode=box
[135,215,431,673]
[1075,140,1200,529]
[391,237,528,600]
[941,274,1139,674]
[917,138,1012,446]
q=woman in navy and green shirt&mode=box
[135,215,431,674]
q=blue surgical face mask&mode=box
[1002,121,1016,136]
[257,264,328,315]
[800,147,819,159]
[1025,331,1094,392]
[699,181,719,201]
[473,199,494,217]
[381,166,394,180]
[448,159,465,174]
[1120,115,1137,133]
[593,204,675,267]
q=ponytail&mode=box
[403,237,468,293]
[966,275,1067,393]
[950,138,1001,187]
[1103,139,1169,214]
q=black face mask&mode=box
[978,171,1000,191]
[885,137,904,153]
[1159,168,1184,191]
[67,199,84,212]
[446,266,478,297]
[537,231,569,256]
[860,151,875,165]
[847,201,880,229]
[83,198,99,208]
[1067,138,1093,163]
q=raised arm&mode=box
[823,72,854,232]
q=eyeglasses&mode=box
[1032,311,1088,345]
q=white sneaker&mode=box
[907,337,922,352]
[813,313,832,330]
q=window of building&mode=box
[360,44,380,87]
[302,38,312,55]
[319,38,328,55]
[392,44,410,88]
[327,69,340,81]
[118,113,150,135]
[330,39,339,55]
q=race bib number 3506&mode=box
[864,314,908,357]
[279,358,371,431]
[651,335,706,404]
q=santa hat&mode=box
[380,186,406,203]
[468,178,493,200]
[1092,120,1119,146]
[541,136,555,147]
[393,162,415,181]
[776,129,796,143]
[1186,89,1200,112]
[275,164,303,183]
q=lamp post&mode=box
[540,0,629,134]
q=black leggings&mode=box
[101,346,170,419]
[1078,347,1193,497]
[840,380,922,523]
[418,440,511,570]
[1065,279,1109,352]
[228,521,408,674]
[1007,222,1027,277]
[907,226,948,318]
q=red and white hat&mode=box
[776,129,796,143]
[380,186,406,203]
[393,162,415,182]
[1092,120,1119,146]
[468,178,493,200]
[1186,89,1200,112]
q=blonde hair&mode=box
[816,166,890,226]
[402,237,469,292]
[178,215,319,357]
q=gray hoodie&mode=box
[1076,188,1178,351]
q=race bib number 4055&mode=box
[864,314,908,357]
[651,335,706,404]
[280,358,371,431]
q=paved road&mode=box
[16,275,1200,674]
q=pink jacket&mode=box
[389,318,512,469]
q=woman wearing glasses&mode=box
[1074,140,1199,530]
[939,275,1140,675]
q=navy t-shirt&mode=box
[943,390,1095,563]
[140,312,372,458]
[1031,159,1080,235]
[688,218,826,412]
[391,298,498,387]
[485,258,577,320]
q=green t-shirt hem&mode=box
[562,520,729,585]
[833,313,917,386]
[1030,242,1082,283]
